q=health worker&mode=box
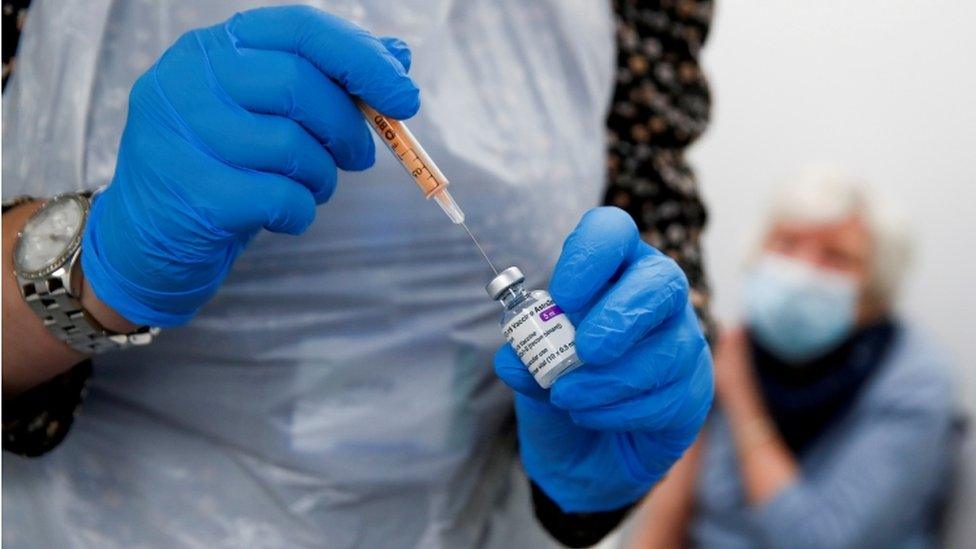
[2,2,714,547]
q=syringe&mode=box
[357,101,499,275]
[357,101,465,224]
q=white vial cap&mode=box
[486,266,525,300]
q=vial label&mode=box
[502,291,578,386]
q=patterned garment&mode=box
[0,359,91,457]
[607,0,715,339]
[1,0,30,90]
[1,0,713,461]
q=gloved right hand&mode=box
[493,207,713,513]
[81,6,420,327]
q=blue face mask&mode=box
[745,255,858,364]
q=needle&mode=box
[461,222,498,275]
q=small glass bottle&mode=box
[486,266,584,388]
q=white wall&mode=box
[689,2,976,545]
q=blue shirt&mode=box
[692,326,955,549]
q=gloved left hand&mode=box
[494,207,713,513]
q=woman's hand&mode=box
[713,327,759,406]
[712,327,800,505]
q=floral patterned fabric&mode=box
[607,0,715,340]
[1,0,30,90]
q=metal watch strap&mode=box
[19,255,160,354]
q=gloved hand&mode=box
[494,207,713,512]
[81,6,419,326]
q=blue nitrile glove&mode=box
[494,207,714,513]
[81,6,419,326]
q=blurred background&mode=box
[688,1,975,547]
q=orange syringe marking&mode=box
[357,100,499,275]
[356,100,465,224]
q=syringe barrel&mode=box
[356,101,449,198]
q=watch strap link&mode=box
[21,274,158,353]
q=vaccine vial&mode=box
[486,266,583,388]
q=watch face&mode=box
[14,196,86,276]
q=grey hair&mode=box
[763,167,913,301]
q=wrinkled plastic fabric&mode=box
[493,208,714,512]
[1,1,614,548]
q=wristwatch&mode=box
[11,192,159,353]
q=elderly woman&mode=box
[630,170,956,549]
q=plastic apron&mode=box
[2,1,614,547]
